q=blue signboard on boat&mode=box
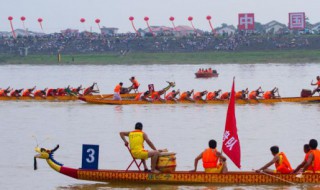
[82,144,99,169]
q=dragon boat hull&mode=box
[195,72,219,78]
[79,96,320,105]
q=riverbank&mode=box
[1,50,320,64]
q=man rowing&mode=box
[10,88,23,97]
[0,87,11,96]
[57,88,67,96]
[130,76,140,92]
[311,76,320,96]
[190,139,228,173]
[151,89,166,102]
[263,87,280,99]
[46,88,57,97]
[193,90,208,101]
[256,146,293,174]
[83,83,99,96]
[235,88,248,100]
[135,91,152,102]
[34,88,47,98]
[71,85,83,95]
[165,90,180,103]
[120,122,162,173]
[179,90,195,102]
[206,89,221,100]
[113,82,123,100]
[248,87,264,100]
[293,144,313,174]
[298,139,320,174]
[22,86,36,97]
[220,92,230,100]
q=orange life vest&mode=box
[46,89,55,96]
[193,92,201,100]
[310,149,320,173]
[132,79,140,89]
[165,92,174,100]
[317,80,320,87]
[263,91,272,99]
[22,89,31,97]
[304,151,313,172]
[248,91,257,99]
[34,90,44,97]
[220,92,229,100]
[206,92,215,100]
[202,148,219,168]
[134,93,143,101]
[114,84,121,93]
[179,92,189,100]
[235,91,243,99]
[0,89,7,96]
[275,152,293,174]
[57,88,66,96]
[151,91,160,100]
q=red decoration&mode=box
[8,16,13,21]
[80,18,85,23]
[206,15,211,20]
[38,18,43,23]
[129,16,140,36]
[129,16,134,21]
[238,13,255,30]
[169,16,174,21]
[144,17,149,21]
[95,19,100,24]
[188,16,193,21]
[21,16,26,21]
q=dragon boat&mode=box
[79,96,320,105]
[195,70,219,78]
[34,145,320,184]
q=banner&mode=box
[289,12,305,30]
[238,13,255,30]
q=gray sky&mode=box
[1,0,320,33]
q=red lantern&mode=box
[80,18,85,23]
[169,16,174,21]
[206,15,212,20]
[129,16,134,21]
[144,17,149,21]
[188,16,193,21]
[95,19,100,24]
[8,16,13,21]
[21,16,26,21]
[38,18,43,23]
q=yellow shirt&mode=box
[129,130,144,152]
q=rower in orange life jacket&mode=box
[10,88,23,97]
[0,87,11,97]
[248,87,264,100]
[206,89,221,100]
[220,92,230,100]
[263,87,279,99]
[83,83,99,96]
[135,91,152,102]
[193,90,208,101]
[130,77,140,91]
[235,88,248,100]
[56,88,67,96]
[151,89,166,102]
[256,146,293,174]
[300,139,320,174]
[46,88,57,97]
[22,86,36,97]
[311,76,320,96]
[179,89,195,102]
[293,144,313,173]
[71,85,83,95]
[34,88,47,98]
[190,139,228,173]
[165,90,180,103]
[113,82,123,100]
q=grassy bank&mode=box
[1,50,320,64]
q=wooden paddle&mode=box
[95,83,104,98]
[253,170,295,185]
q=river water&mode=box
[0,63,319,190]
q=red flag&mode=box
[238,13,255,30]
[222,78,241,169]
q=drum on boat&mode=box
[301,89,312,97]
[156,152,176,173]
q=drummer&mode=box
[190,139,228,173]
[120,122,163,173]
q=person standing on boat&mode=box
[179,90,195,102]
[165,90,180,103]
[311,76,320,96]
[248,87,264,100]
[193,90,208,101]
[263,87,280,99]
[120,122,161,173]
[293,144,313,174]
[113,82,123,100]
[190,139,228,173]
[130,77,140,92]
[299,139,320,173]
[256,146,293,174]
[206,90,221,100]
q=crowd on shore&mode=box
[0,31,319,55]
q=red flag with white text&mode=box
[222,78,241,169]
[238,13,255,30]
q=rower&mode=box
[113,82,123,100]
[190,139,228,173]
[10,88,23,97]
[34,88,47,98]
[300,139,320,174]
[46,88,57,97]
[256,146,293,174]
[235,88,248,100]
[22,86,36,97]
[0,87,11,97]
[311,76,320,96]
[57,88,67,96]
[83,83,99,96]
[263,87,280,99]
[165,90,180,103]
[206,89,221,100]
[220,92,230,100]
[179,90,195,102]
[193,90,208,101]
[151,89,166,102]
[293,144,313,174]
[71,85,83,95]
[135,91,152,102]
[130,77,140,92]
[248,87,264,100]
[120,122,161,173]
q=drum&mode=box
[301,89,312,97]
[156,152,176,173]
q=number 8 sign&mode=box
[82,144,99,169]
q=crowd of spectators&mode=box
[0,31,319,56]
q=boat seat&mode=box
[125,145,145,171]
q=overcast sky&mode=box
[1,0,320,33]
